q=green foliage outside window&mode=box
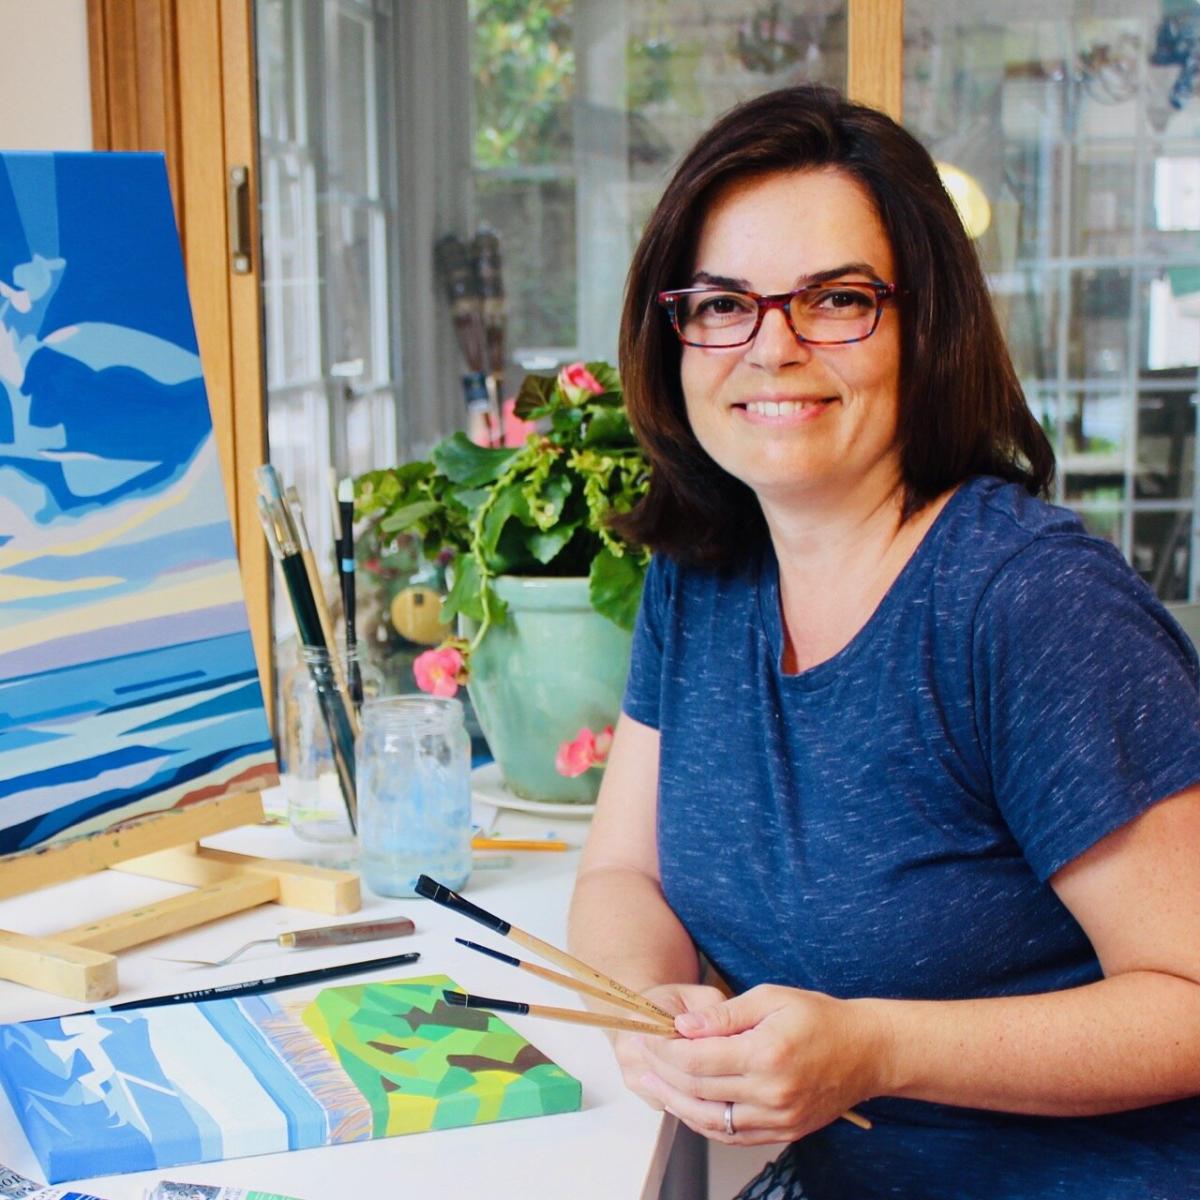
[471,0,575,168]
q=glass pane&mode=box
[1069,142,1138,259]
[1136,389,1197,501]
[475,176,577,353]
[1068,267,1132,380]
[257,0,298,145]
[1061,390,1127,503]
[1132,509,1193,599]
[1078,507,1125,554]
[995,270,1059,381]
[1140,272,1200,375]
[324,201,380,381]
[332,12,372,196]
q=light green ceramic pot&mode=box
[460,576,633,805]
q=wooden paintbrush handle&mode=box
[522,960,675,1026]
[527,1001,677,1038]
[509,926,673,1021]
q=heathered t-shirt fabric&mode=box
[622,475,1200,1200]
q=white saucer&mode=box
[471,761,597,818]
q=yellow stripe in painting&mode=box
[0,567,244,654]
[0,574,124,601]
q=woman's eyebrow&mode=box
[690,261,886,289]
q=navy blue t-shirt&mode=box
[623,476,1200,1199]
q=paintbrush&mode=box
[456,937,675,1027]
[336,477,363,708]
[415,874,671,1022]
[256,467,358,830]
[444,988,675,1038]
[285,485,358,738]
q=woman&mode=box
[568,85,1200,1198]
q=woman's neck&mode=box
[763,476,954,674]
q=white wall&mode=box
[0,0,91,151]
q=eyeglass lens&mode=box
[672,285,882,347]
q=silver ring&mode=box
[724,1100,736,1136]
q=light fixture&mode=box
[936,161,992,240]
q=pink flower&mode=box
[554,724,614,777]
[558,361,604,401]
[594,725,614,760]
[484,397,537,448]
[413,646,465,697]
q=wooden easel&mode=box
[0,791,360,1002]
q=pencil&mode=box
[455,937,675,1027]
[443,989,675,1038]
[470,836,568,852]
[416,875,672,1022]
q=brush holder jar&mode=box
[356,695,472,897]
[282,645,379,846]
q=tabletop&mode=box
[0,805,677,1200]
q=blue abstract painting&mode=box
[0,152,276,855]
[0,975,582,1183]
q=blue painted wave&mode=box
[0,631,274,853]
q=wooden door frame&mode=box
[87,0,273,717]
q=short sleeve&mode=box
[973,534,1200,881]
[621,553,674,730]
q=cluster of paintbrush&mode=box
[255,465,358,832]
[433,226,506,446]
[416,874,872,1130]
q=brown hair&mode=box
[613,84,1055,566]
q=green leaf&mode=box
[378,498,444,534]
[585,360,622,394]
[527,519,579,564]
[433,432,522,486]
[451,485,493,513]
[441,555,485,624]
[513,372,557,419]
[589,546,645,630]
[481,486,533,559]
[582,406,636,447]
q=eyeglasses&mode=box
[657,281,897,349]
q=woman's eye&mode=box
[694,293,753,320]
[812,287,872,310]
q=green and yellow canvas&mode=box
[0,974,582,1183]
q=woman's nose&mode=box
[743,306,813,371]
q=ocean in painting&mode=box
[0,151,275,853]
[0,976,582,1183]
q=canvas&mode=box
[0,974,583,1183]
[0,151,276,854]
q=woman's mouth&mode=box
[736,397,837,420]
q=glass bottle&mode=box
[356,695,472,897]
[281,645,380,846]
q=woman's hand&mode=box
[612,982,729,1110]
[636,984,893,1145]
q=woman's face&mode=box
[678,168,902,514]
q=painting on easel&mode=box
[0,152,276,855]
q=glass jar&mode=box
[281,645,380,846]
[356,695,472,897]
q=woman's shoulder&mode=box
[943,479,1196,670]
[934,476,1125,588]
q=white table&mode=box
[0,808,680,1200]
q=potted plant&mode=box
[355,361,650,804]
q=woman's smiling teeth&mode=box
[741,398,834,417]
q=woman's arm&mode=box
[638,784,1200,1144]
[568,712,700,992]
